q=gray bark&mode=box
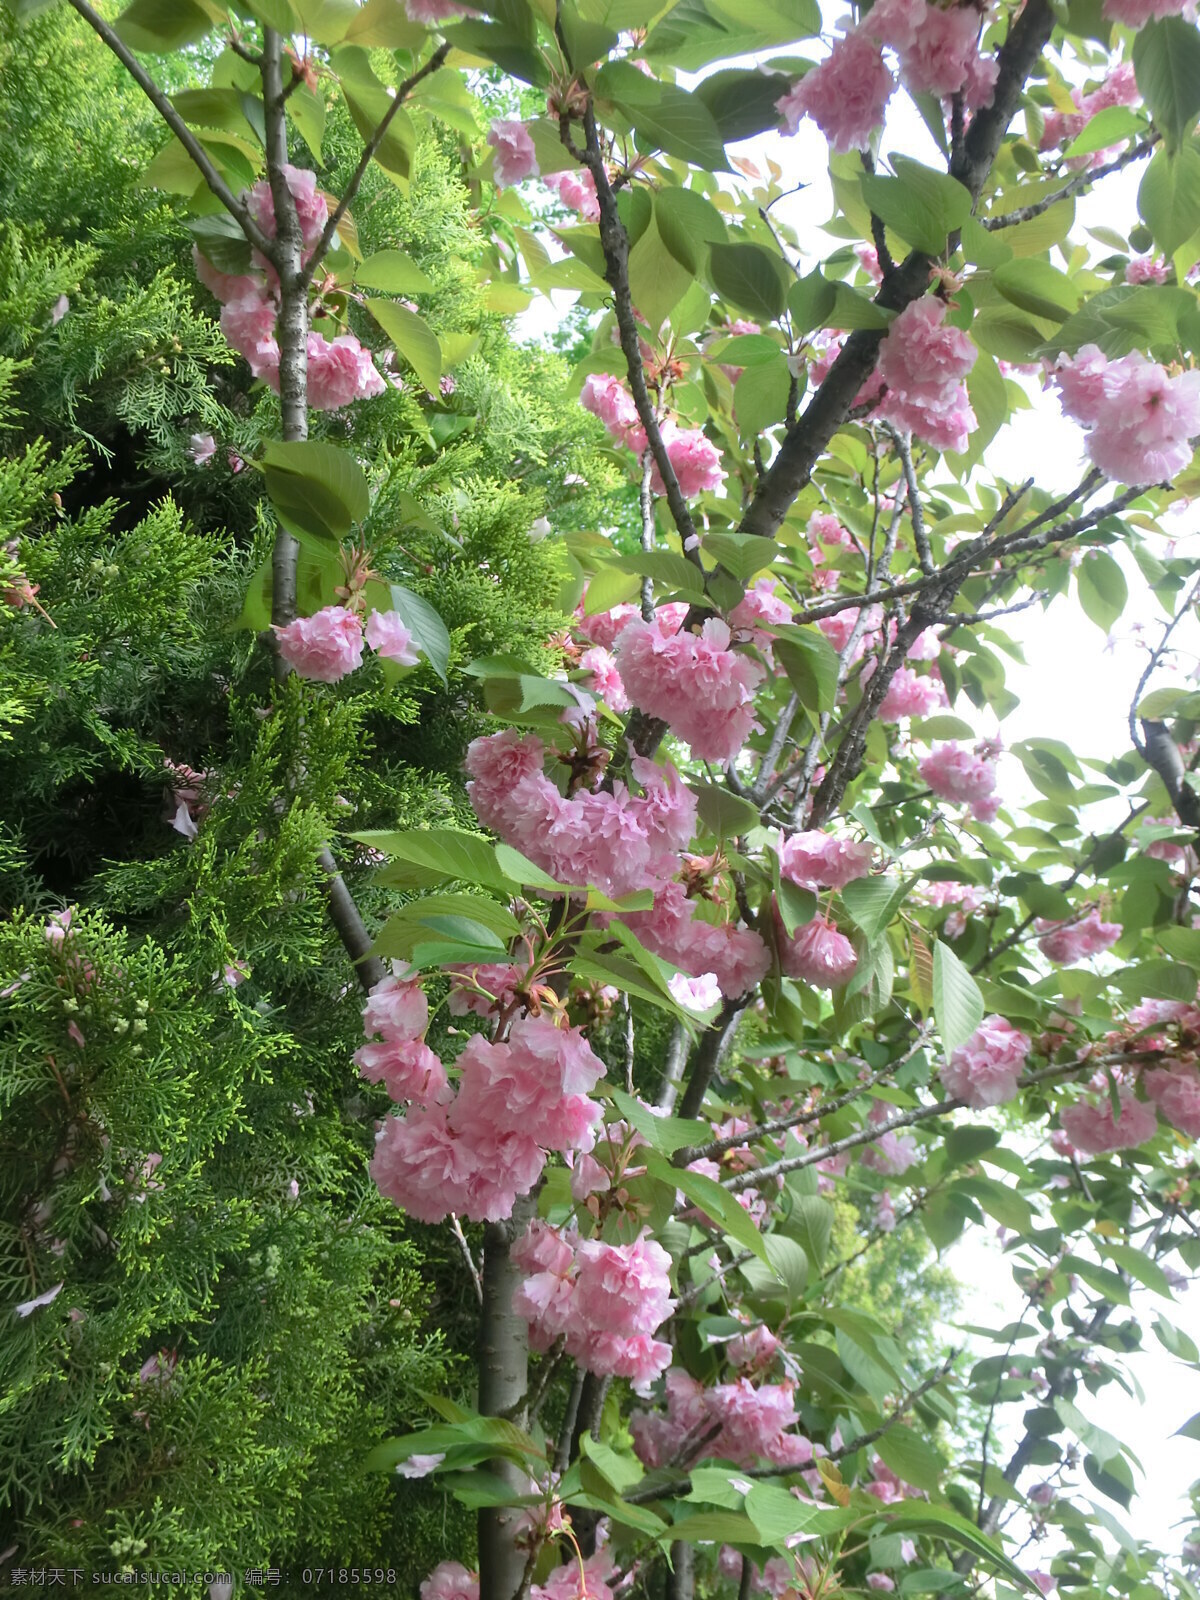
[478,1195,534,1600]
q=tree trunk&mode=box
[477,1195,534,1600]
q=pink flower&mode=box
[455,1015,605,1155]
[622,884,770,1001]
[1145,1066,1200,1139]
[867,1577,895,1592]
[512,1219,577,1277]
[531,1554,617,1600]
[220,295,279,376]
[1055,346,1200,486]
[776,32,895,153]
[362,972,428,1041]
[355,1038,449,1105]
[579,645,628,710]
[372,1101,546,1223]
[192,244,261,306]
[778,830,874,891]
[488,119,539,187]
[1060,1088,1157,1155]
[878,665,944,721]
[941,1015,1031,1107]
[727,1325,780,1371]
[631,1371,814,1470]
[446,961,527,1018]
[580,373,640,442]
[306,331,386,410]
[543,167,600,221]
[855,243,883,283]
[396,1453,445,1479]
[919,742,996,808]
[276,605,364,683]
[861,1102,918,1175]
[876,297,977,452]
[1102,0,1190,25]
[778,913,858,987]
[574,1235,675,1338]
[420,1563,478,1600]
[189,432,216,465]
[614,617,764,761]
[574,597,640,649]
[1035,907,1121,965]
[863,0,926,53]
[669,971,722,1011]
[1027,1575,1055,1598]
[897,3,982,98]
[1127,256,1170,285]
[729,579,792,638]
[651,422,725,498]
[808,509,854,549]
[247,164,329,252]
[365,609,420,665]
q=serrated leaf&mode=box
[260,439,370,542]
[841,875,908,939]
[932,940,984,1056]
[1134,16,1200,153]
[708,240,789,321]
[366,299,442,393]
[356,249,434,295]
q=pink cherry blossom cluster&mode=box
[860,1100,919,1174]
[777,829,874,891]
[511,1221,675,1383]
[465,731,696,898]
[877,664,946,721]
[619,883,770,1000]
[776,0,996,154]
[446,960,527,1018]
[371,1013,606,1224]
[614,618,764,761]
[353,970,449,1105]
[1101,0,1191,30]
[729,579,793,647]
[923,879,986,939]
[630,1368,815,1469]
[941,1015,1032,1108]
[1039,64,1138,150]
[487,119,539,187]
[195,165,386,409]
[875,298,978,455]
[543,166,601,221]
[1054,344,1200,487]
[776,910,858,988]
[1145,1065,1200,1139]
[1060,1086,1157,1155]
[275,605,420,683]
[918,741,999,821]
[1035,906,1121,965]
[531,1554,618,1600]
[405,0,476,25]
[580,375,725,497]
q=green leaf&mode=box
[644,0,819,71]
[608,1088,708,1156]
[704,532,778,582]
[874,1424,945,1492]
[355,250,434,295]
[260,440,369,542]
[1064,105,1144,157]
[342,0,426,44]
[366,299,442,393]
[287,82,326,162]
[884,1504,1039,1591]
[1047,283,1194,359]
[696,68,794,142]
[734,357,791,438]
[1155,1313,1200,1360]
[777,878,817,937]
[689,782,761,839]
[1076,550,1128,633]
[579,1433,644,1493]
[1060,1253,1131,1306]
[1115,959,1198,1001]
[383,583,451,684]
[772,623,840,713]
[595,61,728,170]
[993,259,1080,322]
[1054,1396,1122,1464]
[365,1416,542,1474]
[654,185,728,271]
[860,158,971,255]
[932,940,984,1056]
[334,49,416,185]
[841,875,908,939]
[647,1152,770,1265]
[1138,139,1200,257]
[349,828,509,891]
[787,270,838,335]
[627,215,694,331]
[1134,16,1200,153]
[115,0,215,51]
[708,241,789,321]
[789,1193,834,1269]
[188,214,253,276]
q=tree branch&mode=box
[982,135,1158,230]
[66,0,276,262]
[301,42,451,287]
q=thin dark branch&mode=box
[829,1350,959,1461]
[982,135,1158,230]
[302,42,451,287]
[67,0,276,261]
[1128,574,1200,758]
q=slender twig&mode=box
[982,135,1158,230]
[302,42,451,287]
[451,1214,484,1306]
[883,426,932,574]
[1127,574,1200,757]
[828,1350,959,1462]
[66,0,276,261]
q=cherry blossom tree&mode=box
[17,0,1200,1593]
